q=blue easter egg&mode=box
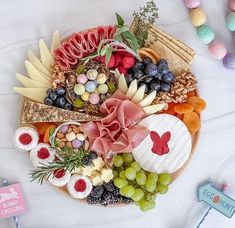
[85,81,96,92]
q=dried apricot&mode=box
[43,124,56,144]
[174,103,194,114]
[33,122,51,135]
[187,90,197,97]
[183,111,200,133]
[187,96,207,113]
[176,113,183,120]
[162,102,176,115]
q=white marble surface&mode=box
[0,0,235,227]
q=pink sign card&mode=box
[0,183,27,219]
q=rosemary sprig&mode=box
[133,0,158,46]
[29,147,87,185]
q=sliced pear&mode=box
[126,79,138,99]
[27,49,51,78]
[51,31,61,54]
[39,39,54,70]
[16,73,49,88]
[131,85,146,103]
[13,87,48,103]
[118,74,128,94]
[25,60,51,85]
[139,90,157,107]
[143,103,166,115]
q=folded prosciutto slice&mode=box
[54,25,116,70]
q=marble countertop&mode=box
[0,0,235,227]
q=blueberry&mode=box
[126,73,134,84]
[162,72,175,83]
[89,151,98,160]
[146,63,158,77]
[44,97,53,106]
[56,87,66,96]
[158,63,169,75]
[54,97,66,108]
[64,102,73,110]
[82,155,92,166]
[157,59,168,66]
[133,70,144,80]
[154,72,162,81]
[49,92,58,101]
[133,61,144,71]
[47,88,53,95]
[144,76,153,84]
[139,82,149,93]
[150,81,161,91]
[160,82,171,92]
[143,57,152,65]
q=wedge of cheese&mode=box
[16,73,49,88]
[13,87,47,103]
[51,31,61,54]
[25,60,51,85]
[39,39,54,70]
[27,49,51,78]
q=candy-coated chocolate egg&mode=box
[77,74,88,84]
[183,0,200,9]
[93,88,100,95]
[229,0,235,11]
[89,93,100,105]
[233,32,235,46]
[98,84,108,94]
[189,8,206,27]
[208,41,227,59]
[85,81,96,92]
[86,69,98,80]
[227,12,235,31]
[223,54,235,69]
[197,25,215,44]
[74,84,85,95]
[81,91,90,101]
[97,73,108,84]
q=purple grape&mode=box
[157,59,168,66]
[158,63,169,75]
[162,72,174,83]
[134,70,144,79]
[44,97,53,106]
[146,63,158,77]
[150,81,161,91]
[160,82,171,92]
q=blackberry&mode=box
[103,181,115,192]
[87,195,101,205]
[102,192,114,203]
[82,156,92,166]
[113,188,120,196]
[90,185,104,199]
[101,200,108,207]
[89,151,98,160]
[122,196,133,204]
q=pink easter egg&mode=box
[229,0,235,11]
[208,41,227,60]
[89,93,100,105]
[183,0,201,9]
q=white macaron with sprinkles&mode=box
[48,169,71,187]
[67,175,92,199]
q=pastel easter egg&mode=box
[86,69,98,80]
[208,41,227,59]
[233,32,235,46]
[189,8,206,27]
[98,84,108,94]
[183,0,200,9]
[97,73,108,84]
[81,91,90,101]
[197,25,215,44]
[89,93,100,105]
[227,12,235,31]
[74,84,85,95]
[85,81,96,92]
[223,54,235,69]
[229,0,235,11]
[77,74,88,84]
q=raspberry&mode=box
[113,54,123,67]
[122,57,135,69]
[117,65,127,75]
[100,55,116,68]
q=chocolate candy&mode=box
[89,93,100,104]
[227,12,235,32]
[223,54,235,69]
[197,25,215,44]
[81,91,90,101]
[97,73,107,84]
[77,74,88,84]
[189,8,206,27]
[183,0,200,9]
[208,40,227,60]
[85,81,96,92]
[98,84,108,94]
[74,84,85,95]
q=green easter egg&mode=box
[197,25,215,44]
[227,12,235,32]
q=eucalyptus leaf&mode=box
[115,13,124,26]
[105,46,112,66]
[115,26,129,37]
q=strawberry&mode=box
[122,56,135,69]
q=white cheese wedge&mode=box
[126,79,137,99]
[131,85,146,103]
[16,73,49,88]
[118,74,128,94]
[39,39,54,70]
[13,87,48,103]
[132,114,192,173]
[51,31,61,54]
[27,49,51,78]
[139,90,156,107]
[25,60,51,85]
[143,103,166,115]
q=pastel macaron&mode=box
[208,41,227,59]
[183,0,200,9]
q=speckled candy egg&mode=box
[233,32,235,46]
[89,93,100,104]
[208,41,227,59]
[229,0,235,11]
[97,73,108,84]
[85,81,96,92]
[81,91,90,101]
[77,74,88,84]
[197,25,215,44]
[98,84,108,94]
[74,84,85,95]
[86,69,98,80]
[227,12,235,31]
[183,0,200,9]
[189,8,206,27]
[223,54,235,69]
